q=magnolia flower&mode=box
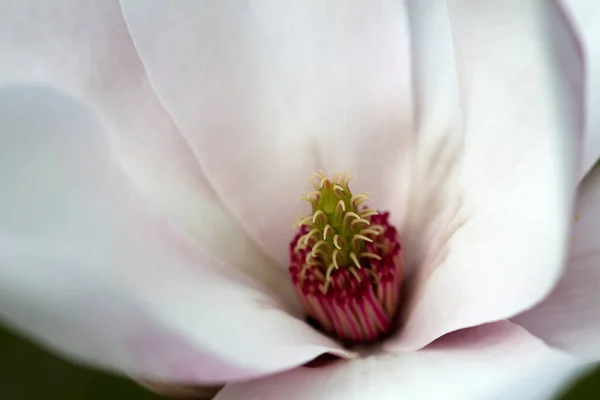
[2,1,600,399]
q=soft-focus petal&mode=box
[386,0,579,352]
[561,0,600,179]
[0,0,287,302]
[216,321,582,400]
[513,164,600,361]
[118,0,415,267]
[0,86,351,383]
[136,380,222,399]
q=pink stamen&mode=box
[289,210,403,344]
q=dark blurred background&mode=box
[0,324,598,399]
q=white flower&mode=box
[1,1,599,399]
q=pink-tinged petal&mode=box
[0,86,351,383]
[388,0,579,351]
[216,322,583,400]
[513,165,600,361]
[118,1,415,267]
[135,381,222,399]
[561,0,600,179]
[0,0,286,301]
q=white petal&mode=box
[0,86,350,383]
[388,0,579,351]
[0,0,286,300]
[513,164,600,361]
[561,0,600,179]
[216,322,583,400]
[118,0,415,266]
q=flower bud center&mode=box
[289,171,403,344]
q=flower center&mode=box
[289,171,403,344]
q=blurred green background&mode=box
[0,324,598,399]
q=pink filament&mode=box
[289,211,403,344]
